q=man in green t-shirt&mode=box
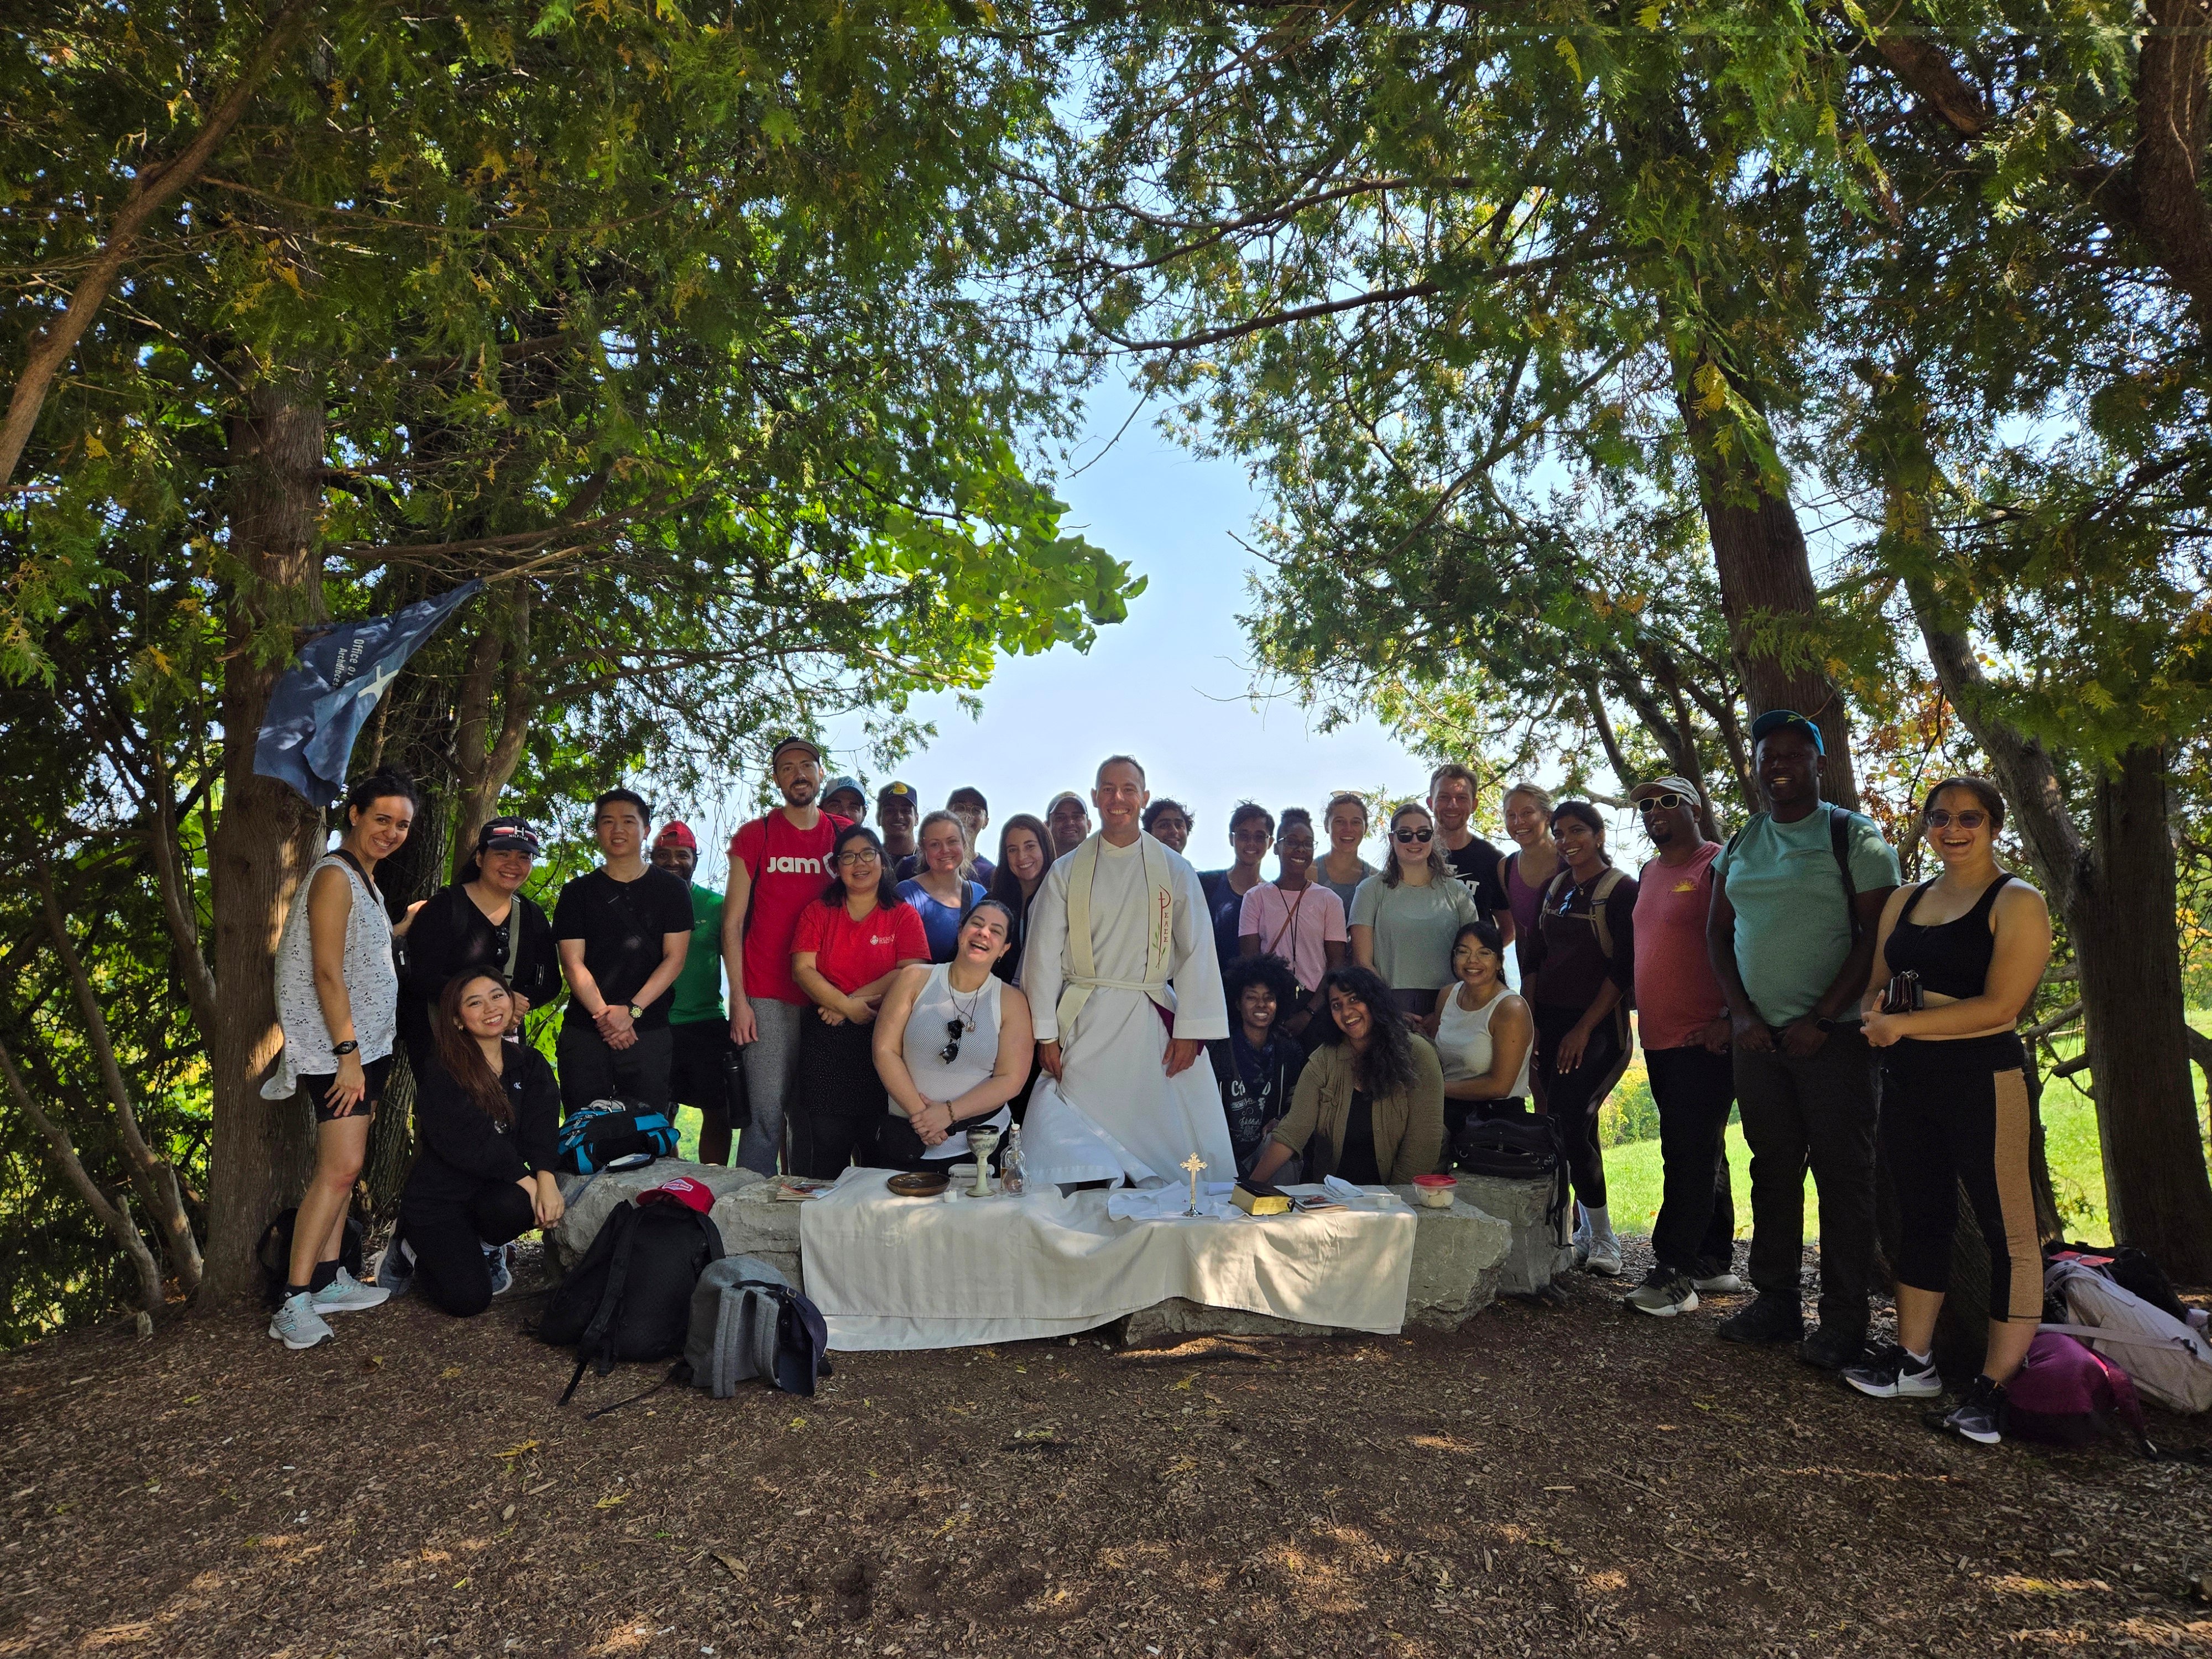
[652,822,745,1165]
[1707,711,1900,1371]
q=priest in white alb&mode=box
[1020,755,1234,1188]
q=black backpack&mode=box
[536,1199,723,1405]
[1453,1113,1569,1244]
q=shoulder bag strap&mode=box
[1827,805,1862,941]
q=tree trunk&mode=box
[2069,746,2212,1279]
[201,377,328,1304]
[450,586,534,875]
[1679,390,1861,809]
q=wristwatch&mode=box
[332,1039,359,1056]
[628,1004,644,1021]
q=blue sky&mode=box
[703,388,1436,876]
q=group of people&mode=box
[259,719,2056,1448]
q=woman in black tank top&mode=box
[1841,779,2052,1446]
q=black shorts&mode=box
[669,1019,740,1117]
[298,1053,394,1124]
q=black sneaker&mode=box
[1843,1342,1942,1399]
[1715,1293,1804,1347]
[1934,1374,2006,1445]
[1798,1323,1870,1372]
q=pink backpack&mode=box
[2006,1331,2151,1453]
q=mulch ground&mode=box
[6,1240,2211,1659]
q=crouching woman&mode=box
[1249,966,1447,1188]
[382,971,564,1316]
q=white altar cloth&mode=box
[798,1169,1416,1350]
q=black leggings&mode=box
[1534,1003,1629,1209]
[1881,1034,2043,1323]
[399,1181,536,1319]
[787,1015,886,1179]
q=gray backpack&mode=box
[684,1255,809,1398]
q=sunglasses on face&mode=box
[938,1018,966,1066]
[1924,808,1988,830]
[1394,827,1433,844]
[1635,793,1688,813]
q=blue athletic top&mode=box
[896,878,987,963]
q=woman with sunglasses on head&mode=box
[1201,802,1276,971]
[899,809,989,963]
[1842,778,2051,1446]
[1525,800,1639,1276]
[788,824,931,1176]
[1349,801,1480,1030]
[873,899,1036,1170]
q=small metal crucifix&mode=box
[1181,1152,1208,1217]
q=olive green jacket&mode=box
[1267,1035,1447,1185]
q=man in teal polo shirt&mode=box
[1707,711,1899,1370]
[652,821,744,1165]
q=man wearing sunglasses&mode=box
[1707,709,1900,1370]
[1624,778,1741,1318]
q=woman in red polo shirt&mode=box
[787,824,930,1176]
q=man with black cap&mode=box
[877,780,920,879]
[651,821,746,1167]
[552,789,696,1114]
[722,738,851,1175]
[395,816,561,1074]
[1707,711,1899,1368]
[1623,776,1740,1318]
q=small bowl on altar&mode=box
[1412,1173,1458,1209]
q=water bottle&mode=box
[1003,1124,1024,1194]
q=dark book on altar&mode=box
[1230,1181,1293,1217]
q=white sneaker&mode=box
[268,1292,335,1350]
[1585,1235,1623,1277]
[311,1265,390,1314]
[1692,1270,1745,1294]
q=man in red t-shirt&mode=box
[1624,775,1741,1318]
[722,736,849,1174]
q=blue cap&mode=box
[1749,708,1824,755]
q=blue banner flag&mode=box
[253,580,487,805]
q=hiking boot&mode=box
[1626,1267,1699,1318]
[1933,1374,2007,1446]
[1583,1234,1623,1276]
[1843,1343,1942,1399]
[1692,1269,1745,1294]
[1715,1293,1804,1347]
[485,1242,514,1297]
[311,1266,390,1315]
[268,1292,335,1350]
[1798,1323,1869,1371]
[373,1233,415,1297]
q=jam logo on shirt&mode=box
[764,855,826,875]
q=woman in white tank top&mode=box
[1430,920,1535,1150]
[873,899,1036,1167]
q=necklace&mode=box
[946,979,985,1033]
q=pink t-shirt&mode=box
[729,811,850,1004]
[1632,841,1727,1050]
[1237,880,1349,992]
